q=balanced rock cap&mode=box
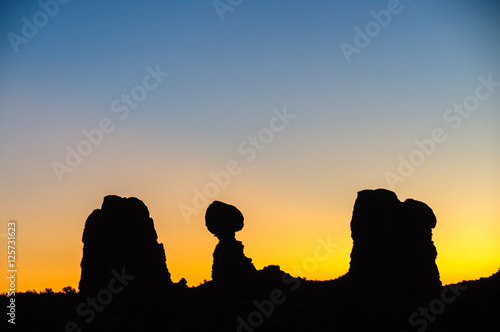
[205,201,244,239]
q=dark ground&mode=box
[2,269,499,332]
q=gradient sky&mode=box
[1,0,499,292]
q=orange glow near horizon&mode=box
[2,186,499,294]
[1,0,499,298]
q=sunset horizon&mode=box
[1,1,499,330]
[2,185,499,293]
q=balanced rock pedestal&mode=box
[205,201,256,284]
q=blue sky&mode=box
[2,1,498,146]
[1,0,499,290]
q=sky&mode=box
[1,0,499,292]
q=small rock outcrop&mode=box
[79,195,172,294]
[347,189,441,295]
[206,201,256,283]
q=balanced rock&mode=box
[79,195,172,294]
[206,201,256,283]
[347,189,441,295]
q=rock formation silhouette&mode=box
[79,195,172,294]
[347,189,441,296]
[205,201,256,283]
[14,190,500,331]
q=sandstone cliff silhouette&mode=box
[205,201,257,284]
[78,195,172,294]
[9,190,499,331]
[346,189,441,296]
